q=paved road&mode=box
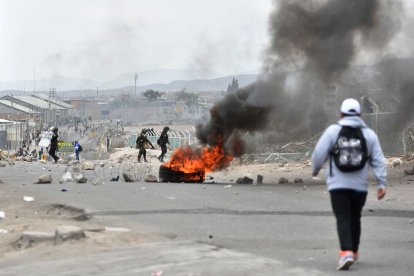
[2,162,414,275]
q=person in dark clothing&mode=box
[157,126,170,162]
[136,128,154,162]
[48,126,60,163]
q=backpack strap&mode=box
[329,123,341,177]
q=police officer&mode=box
[157,126,170,162]
[136,128,154,162]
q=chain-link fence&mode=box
[128,129,196,150]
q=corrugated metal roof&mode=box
[13,96,65,110]
[33,93,74,109]
[0,118,13,123]
[0,99,41,114]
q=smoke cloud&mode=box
[268,0,401,80]
[196,0,407,159]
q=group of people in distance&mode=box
[135,126,170,163]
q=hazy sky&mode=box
[0,0,272,82]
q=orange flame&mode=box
[165,145,233,174]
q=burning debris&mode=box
[159,145,232,183]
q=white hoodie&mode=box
[311,116,387,192]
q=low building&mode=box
[0,99,42,121]
[32,93,74,116]
[0,95,67,126]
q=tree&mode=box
[143,89,162,101]
[175,91,199,105]
[227,77,239,93]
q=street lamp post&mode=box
[134,73,138,99]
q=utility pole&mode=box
[134,73,138,99]
[49,88,56,127]
[96,86,99,100]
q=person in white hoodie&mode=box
[311,98,387,270]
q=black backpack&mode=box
[157,133,166,145]
[332,126,368,172]
[78,145,83,152]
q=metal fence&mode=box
[0,122,28,150]
[128,129,197,150]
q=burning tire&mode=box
[159,165,205,183]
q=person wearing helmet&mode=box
[311,98,387,270]
[136,128,154,162]
[157,126,170,162]
[48,127,60,163]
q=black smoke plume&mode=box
[196,0,405,159]
[269,0,400,80]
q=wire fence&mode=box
[128,129,197,150]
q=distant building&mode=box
[0,99,42,121]
[0,95,71,126]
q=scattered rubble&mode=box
[278,177,289,184]
[144,175,158,182]
[75,174,88,183]
[0,162,6,167]
[294,178,304,183]
[82,161,95,170]
[55,226,86,244]
[110,175,120,181]
[236,176,253,184]
[391,158,402,167]
[36,174,52,184]
[404,166,414,176]
[23,156,33,162]
[59,172,73,183]
[123,173,135,182]
[91,179,103,185]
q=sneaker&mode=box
[337,251,354,270]
[353,252,359,263]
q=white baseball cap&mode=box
[340,98,361,115]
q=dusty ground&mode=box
[1,153,413,265]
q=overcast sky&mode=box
[0,0,272,82]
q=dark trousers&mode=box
[158,145,167,161]
[138,148,146,161]
[48,147,59,162]
[330,189,367,252]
